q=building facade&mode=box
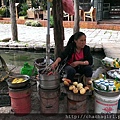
[1,0,120,21]
[79,0,120,21]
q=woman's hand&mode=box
[51,57,61,70]
[70,61,79,67]
[83,61,89,65]
[51,62,58,70]
[70,60,89,67]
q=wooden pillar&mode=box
[10,0,18,41]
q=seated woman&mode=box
[51,32,93,85]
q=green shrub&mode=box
[25,20,33,26]
[31,20,42,27]
[25,20,42,27]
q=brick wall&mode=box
[0,18,120,30]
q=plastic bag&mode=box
[62,0,74,15]
[92,67,106,80]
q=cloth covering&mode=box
[62,0,74,15]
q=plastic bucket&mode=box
[9,85,31,115]
[118,95,120,110]
[118,99,120,110]
[94,91,119,113]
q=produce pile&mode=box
[63,78,92,95]
[107,69,120,79]
[12,78,27,84]
[93,78,120,92]
[102,57,120,68]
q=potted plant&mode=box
[0,7,7,19]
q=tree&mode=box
[73,0,79,34]
[52,0,64,59]
[9,0,18,41]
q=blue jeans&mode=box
[64,65,93,82]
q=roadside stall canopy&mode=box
[62,0,74,15]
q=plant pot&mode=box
[0,16,3,20]
[19,16,26,20]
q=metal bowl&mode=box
[67,90,87,101]
[102,61,118,70]
[64,85,92,101]
[6,75,30,89]
[34,58,45,69]
[94,88,120,97]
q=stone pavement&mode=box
[0,23,120,58]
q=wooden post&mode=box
[15,3,19,19]
[52,0,64,58]
[73,0,80,33]
[9,0,18,41]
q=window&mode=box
[79,0,91,11]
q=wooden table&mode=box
[27,9,43,19]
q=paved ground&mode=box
[0,23,120,53]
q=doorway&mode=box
[103,0,120,19]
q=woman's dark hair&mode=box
[66,32,86,46]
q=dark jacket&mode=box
[58,43,93,65]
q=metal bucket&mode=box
[39,87,60,114]
[39,73,60,89]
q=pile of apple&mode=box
[63,78,92,94]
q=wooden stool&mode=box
[74,73,85,83]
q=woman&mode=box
[51,32,93,85]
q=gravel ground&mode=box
[0,62,119,120]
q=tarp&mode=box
[62,0,74,15]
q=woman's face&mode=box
[74,35,86,49]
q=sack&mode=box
[0,56,9,82]
[62,0,74,15]
[92,67,106,79]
